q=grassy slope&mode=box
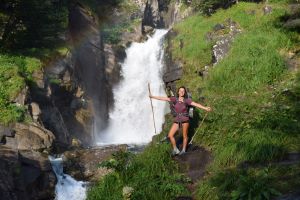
[0,54,41,125]
[0,46,68,125]
[170,2,300,199]
[89,2,300,200]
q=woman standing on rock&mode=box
[150,86,212,155]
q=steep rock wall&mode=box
[68,2,109,139]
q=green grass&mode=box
[87,144,189,200]
[0,53,41,125]
[88,1,300,199]
[168,2,300,199]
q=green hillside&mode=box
[169,2,300,199]
[88,1,300,199]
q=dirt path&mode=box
[173,145,212,199]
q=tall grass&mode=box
[89,2,299,199]
[169,2,300,199]
[0,54,41,125]
[87,144,188,200]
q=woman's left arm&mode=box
[191,102,212,112]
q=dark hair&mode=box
[177,86,188,99]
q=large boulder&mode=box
[3,123,55,151]
[0,147,56,200]
[63,145,127,182]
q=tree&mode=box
[0,0,68,49]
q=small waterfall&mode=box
[97,29,169,145]
[49,156,87,200]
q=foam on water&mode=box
[49,156,87,200]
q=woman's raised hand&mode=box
[206,106,212,112]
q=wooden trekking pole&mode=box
[189,112,209,145]
[148,83,157,134]
[189,98,216,145]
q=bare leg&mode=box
[168,123,179,149]
[181,122,189,152]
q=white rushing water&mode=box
[97,29,169,145]
[49,156,87,200]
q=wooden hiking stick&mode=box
[148,83,157,134]
[189,98,216,145]
[189,112,209,145]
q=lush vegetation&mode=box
[88,144,189,200]
[0,53,42,125]
[0,0,68,49]
[88,1,299,200]
[0,0,69,125]
[171,1,300,199]
[1,0,298,199]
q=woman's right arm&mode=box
[149,95,171,102]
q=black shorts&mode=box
[174,120,189,124]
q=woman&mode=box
[150,86,212,155]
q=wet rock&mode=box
[69,2,109,134]
[41,106,70,145]
[142,0,164,31]
[163,65,183,83]
[63,145,127,182]
[143,25,155,34]
[142,0,193,32]
[0,147,56,200]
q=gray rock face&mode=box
[69,3,109,137]
[208,19,241,65]
[3,123,55,151]
[0,147,56,200]
[63,145,127,182]
[142,0,165,31]
[142,0,193,32]
[163,30,183,94]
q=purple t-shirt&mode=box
[170,97,192,122]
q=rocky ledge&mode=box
[0,147,56,200]
[63,145,127,182]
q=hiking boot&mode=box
[179,150,186,156]
[171,148,180,156]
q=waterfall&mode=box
[97,29,169,145]
[49,156,87,200]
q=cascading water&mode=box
[48,30,169,200]
[49,156,87,200]
[97,29,169,145]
